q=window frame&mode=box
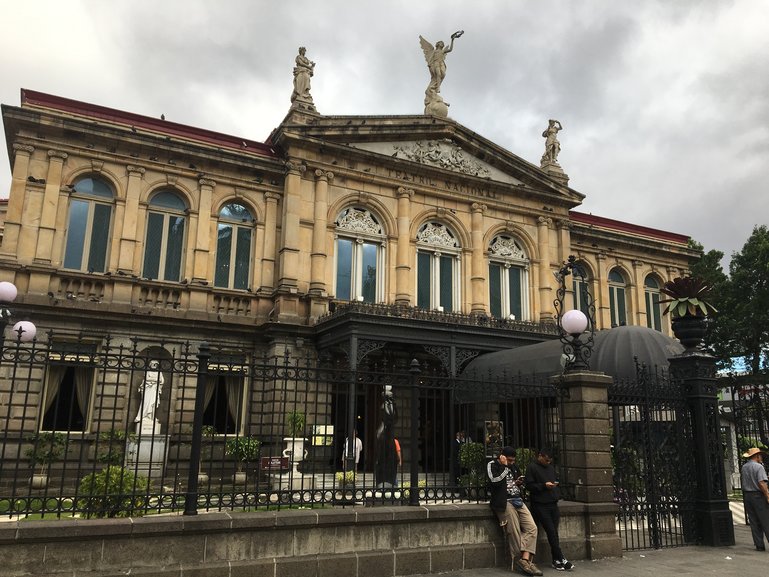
[415,222,461,312]
[608,268,629,327]
[333,207,386,303]
[487,235,529,320]
[142,191,188,282]
[644,275,663,331]
[214,202,255,290]
[62,177,114,273]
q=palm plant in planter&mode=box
[25,432,66,489]
[225,435,261,484]
[283,410,307,464]
[659,276,718,349]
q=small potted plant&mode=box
[659,276,718,349]
[283,410,307,464]
[225,435,261,484]
[197,425,217,485]
[25,432,66,489]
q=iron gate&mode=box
[609,365,696,550]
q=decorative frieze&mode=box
[392,140,491,178]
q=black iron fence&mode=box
[0,333,558,519]
[609,364,696,550]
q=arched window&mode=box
[143,191,187,281]
[214,202,254,290]
[63,177,114,272]
[416,222,460,312]
[645,276,663,331]
[572,261,591,320]
[488,235,529,320]
[334,207,385,303]
[608,268,628,327]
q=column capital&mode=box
[264,191,281,202]
[13,143,34,155]
[537,215,553,226]
[285,160,306,175]
[597,252,607,261]
[47,150,68,161]
[314,169,334,181]
[198,178,217,188]
[397,186,414,198]
[471,202,487,213]
[126,165,146,176]
[556,218,573,230]
[632,259,644,268]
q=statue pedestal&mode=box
[126,427,168,480]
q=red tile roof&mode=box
[569,210,689,244]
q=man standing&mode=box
[741,447,769,551]
[525,448,573,571]
[488,446,541,576]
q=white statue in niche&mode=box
[135,360,164,430]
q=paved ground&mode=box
[413,524,764,577]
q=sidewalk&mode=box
[413,524,762,577]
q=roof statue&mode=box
[419,31,463,118]
[540,118,569,184]
[291,46,316,112]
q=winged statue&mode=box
[419,31,463,116]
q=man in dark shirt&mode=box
[525,448,573,571]
[488,446,541,576]
[740,447,769,551]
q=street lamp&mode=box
[553,256,595,372]
[0,281,37,344]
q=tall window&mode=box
[488,235,529,320]
[572,261,591,319]
[63,177,113,272]
[645,276,663,331]
[202,375,245,434]
[608,268,628,327]
[416,222,460,312]
[334,207,385,302]
[143,191,187,281]
[41,365,93,432]
[215,202,254,290]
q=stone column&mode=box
[34,150,68,263]
[631,259,644,326]
[277,160,305,292]
[556,219,572,267]
[117,165,145,272]
[259,192,280,292]
[1,144,35,258]
[537,216,553,322]
[310,169,333,295]
[669,344,735,546]
[557,370,623,558]
[595,252,610,330]
[470,203,486,315]
[395,187,414,306]
[192,178,215,282]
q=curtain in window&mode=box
[73,368,92,419]
[42,365,68,414]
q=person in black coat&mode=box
[525,448,574,571]
[487,446,541,576]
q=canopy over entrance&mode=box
[463,325,684,380]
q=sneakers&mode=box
[552,558,574,571]
[514,558,543,576]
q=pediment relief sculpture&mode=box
[393,140,491,178]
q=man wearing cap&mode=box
[488,446,541,576]
[741,447,769,551]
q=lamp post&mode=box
[0,281,36,349]
[553,256,595,372]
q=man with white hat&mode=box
[740,447,769,551]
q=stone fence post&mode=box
[555,370,622,558]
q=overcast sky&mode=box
[2,1,767,269]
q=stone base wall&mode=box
[2,502,621,577]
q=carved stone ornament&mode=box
[489,236,527,261]
[13,143,35,155]
[336,207,383,236]
[417,222,458,248]
[392,140,491,178]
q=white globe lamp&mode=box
[12,320,37,343]
[562,309,588,336]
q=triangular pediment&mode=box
[349,140,522,185]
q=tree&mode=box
[687,239,728,361]
[719,226,769,374]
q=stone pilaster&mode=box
[34,150,68,263]
[595,252,609,330]
[556,219,572,267]
[395,187,414,306]
[192,178,215,282]
[470,203,486,315]
[259,191,280,292]
[277,160,305,293]
[556,370,623,559]
[118,165,145,273]
[537,216,553,322]
[309,170,333,295]
[1,144,35,257]
[631,259,644,326]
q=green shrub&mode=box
[285,411,306,437]
[95,430,130,465]
[25,432,66,474]
[225,436,262,472]
[77,466,150,518]
[335,470,356,486]
[459,442,487,487]
[515,447,537,473]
